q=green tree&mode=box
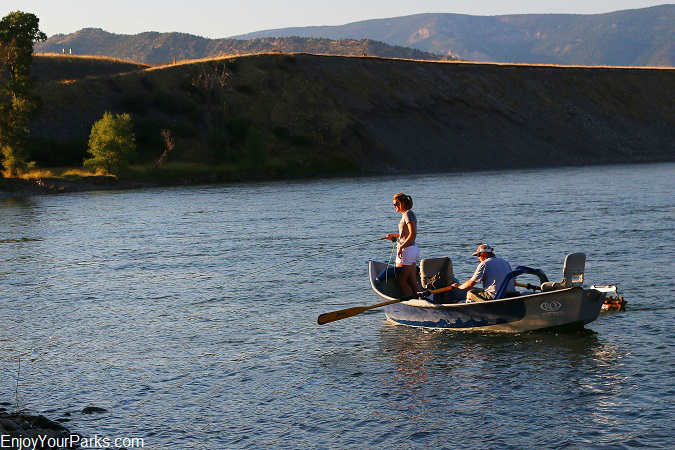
[0,11,46,176]
[84,112,136,174]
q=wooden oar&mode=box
[515,281,541,291]
[317,286,456,325]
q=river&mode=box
[1,162,673,448]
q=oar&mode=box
[317,286,456,325]
[515,281,541,291]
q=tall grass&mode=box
[3,168,114,180]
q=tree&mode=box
[154,129,174,169]
[0,11,46,176]
[84,112,136,174]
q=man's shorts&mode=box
[466,288,494,303]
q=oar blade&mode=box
[317,288,454,326]
[317,306,369,325]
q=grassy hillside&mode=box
[26,53,675,181]
[31,54,148,83]
[233,5,675,66]
[35,30,454,64]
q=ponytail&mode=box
[393,193,413,209]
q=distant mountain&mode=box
[35,29,455,64]
[232,5,675,66]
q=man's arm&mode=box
[453,279,477,290]
[453,262,484,290]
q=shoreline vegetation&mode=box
[0,157,364,198]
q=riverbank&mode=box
[2,160,671,200]
[0,405,75,449]
[0,176,157,199]
[0,161,363,199]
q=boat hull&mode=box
[369,261,604,332]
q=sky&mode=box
[2,1,671,38]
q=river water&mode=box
[1,162,673,448]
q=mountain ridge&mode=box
[35,29,455,64]
[231,5,675,66]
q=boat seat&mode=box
[420,257,460,303]
[540,253,586,292]
[420,257,453,289]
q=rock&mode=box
[0,417,19,431]
[0,412,75,448]
[81,406,108,414]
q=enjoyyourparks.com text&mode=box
[1,434,145,449]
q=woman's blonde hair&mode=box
[393,192,413,209]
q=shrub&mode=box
[83,112,136,174]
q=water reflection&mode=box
[372,322,627,444]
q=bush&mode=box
[83,112,136,174]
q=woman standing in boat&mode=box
[384,193,420,297]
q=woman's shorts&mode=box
[396,245,419,266]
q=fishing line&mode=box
[385,239,397,284]
[246,237,384,278]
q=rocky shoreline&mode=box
[0,403,76,450]
[0,403,120,450]
[0,177,159,200]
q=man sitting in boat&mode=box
[451,244,518,302]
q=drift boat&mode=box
[368,253,606,332]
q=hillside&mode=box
[233,5,675,66]
[25,54,674,177]
[31,54,148,83]
[35,30,454,64]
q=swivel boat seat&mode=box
[420,257,464,303]
[540,253,586,292]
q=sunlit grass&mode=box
[60,168,113,178]
[35,53,146,66]
[15,169,54,180]
[2,168,115,180]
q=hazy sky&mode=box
[2,1,671,38]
